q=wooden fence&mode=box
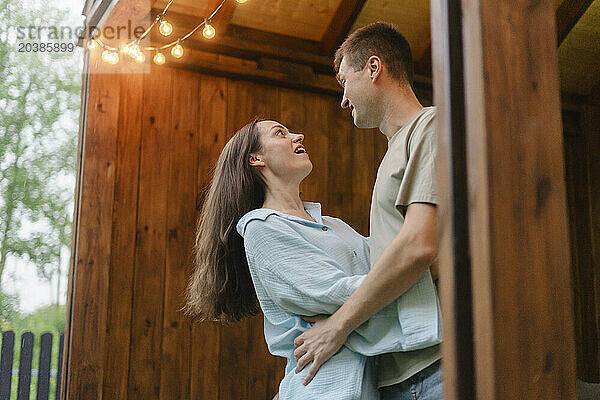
[0,331,64,400]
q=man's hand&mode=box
[293,316,349,385]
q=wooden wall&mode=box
[64,54,387,400]
[564,104,600,383]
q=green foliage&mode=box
[0,291,19,328]
[0,0,82,294]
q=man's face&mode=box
[337,56,378,128]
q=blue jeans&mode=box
[379,360,443,400]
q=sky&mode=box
[2,0,85,314]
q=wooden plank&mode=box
[564,132,598,382]
[17,332,33,400]
[36,333,53,400]
[462,0,577,398]
[350,123,375,236]
[556,0,594,45]
[62,48,91,400]
[429,1,475,399]
[278,88,311,206]
[216,79,253,400]
[102,72,144,400]
[319,0,368,55]
[158,69,200,400]
[230,0,341,42]
[286,92,330,210]
[326,98,353,220]
[580,105,600,382]
[0,331,15,399]
[67,69,120,400]
[127,67,173,399]
[157,46,341,97]
[211,0,236,34]
[189,75,228,400]
[222,80,282,400]
[150,14,331,72]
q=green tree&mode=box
[0,0,82,306]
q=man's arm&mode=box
[293,202,438,385]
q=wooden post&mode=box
[430,1,474,399]
[462,0,577,398]
[432,0,578,398]
[577,105,600,382]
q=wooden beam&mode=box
[318,0,368,55]
[164,48,341,96]
[567,105,600,382]
[150,11,333,74]
[209,0,236,34]
[580,105,600,382]
[430,1,474,399]
[462,0,577,398]
[556,0,594,46]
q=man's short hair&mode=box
[334,22,414,86]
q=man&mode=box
[293,22,443,399]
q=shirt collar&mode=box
[236,201,324,235]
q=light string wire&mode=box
[91,0,227,55]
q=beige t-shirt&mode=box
[370,106,441,388]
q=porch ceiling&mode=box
[91,0,600,103]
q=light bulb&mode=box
[125,43,140,58]
[135,51,145,63]
[236,0,247,3]
[102,50,119,64]
[87,40,97,50]
[159,20,173,36]
[153,52,166,65]
[171,43,184,58]
[202,22,216,39]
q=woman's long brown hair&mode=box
[184,119,265,322]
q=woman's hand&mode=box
[293,316,350,385]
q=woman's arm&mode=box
[244,215,412,356]
[243,215,365,316]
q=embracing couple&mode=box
[185,22,443,400]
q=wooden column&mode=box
[430,1,474,400]
[433,0,578,398]
[462,0,577,398]
[575,105,600,382]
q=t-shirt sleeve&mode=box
[395,112,438,215]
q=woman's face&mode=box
[251,120,313,183]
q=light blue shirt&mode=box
[236,202,441,399]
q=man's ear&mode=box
[249,153,265,167]
[367,55,382,82]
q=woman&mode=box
[185,119,441,399]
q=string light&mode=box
[202,19,215,39]
[159,19,173,36]
[93,0,246,66]
[102,50,119,64]
[124,43,140,57]
[171,40,184,58]
[153,51,166,65]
